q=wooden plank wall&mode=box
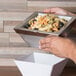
[0,1,75,75]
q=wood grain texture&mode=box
[0,12,32,21]
[0,0,26,3]
[27,1,76,12]
[27,1,76,7]
[28,0,76,1]
[27,6,76,13]
[0,0,27,12]
[0,0,75,12]
[0,33,9,47]
[0,59,15,66]
[0,47,45,54]
[4,21,23,32]
[0,66,21,76]
[0,21,3,32]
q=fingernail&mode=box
[39,45,41,49]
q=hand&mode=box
[44,7,76,16]
[39,36,76,61]
[44,7,76,31]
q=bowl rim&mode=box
[14,12,76,37]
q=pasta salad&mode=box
[25,14,68,32]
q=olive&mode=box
[24,24,30,29]
[33,28,39,30]
[33,19,36,21]
[59,22,64,28]
[32,19,37,23]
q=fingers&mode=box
[39,36,55,50]
[46,35,57,38]
[44,7,60,13]
[39,36,63,57]
[49,7,61,12]
[39,36,59,50]
[40,47,52,52]
[43,8,51,13]
[39,36,57,48]
[39,37,51,45]
[39,38,52,52]
[39,37,50,48]
[43,8,56,14]
[43,7,67,15]
[61,32,68,37]
[39,41,50,49]
[39,37,60,55]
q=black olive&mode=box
[59,22,64,28]
[33,28,39,30]
[33,19,36,21]
[24,24,30,29]
[51,30,54,32]
[32,19,37,23]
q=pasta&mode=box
[26,14,67,32]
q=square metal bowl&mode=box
[14,12,76,37]
[14,12,76,48]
